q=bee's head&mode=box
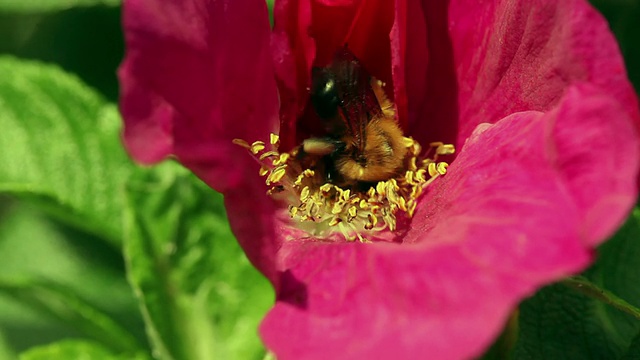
[310,68,340,119]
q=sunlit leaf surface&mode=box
[124,162,274,360]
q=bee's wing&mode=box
[332,48,382,154]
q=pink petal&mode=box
[546,85,639,245]
[451,0,640,144]
[271,0,315,150]
[224,180,282,283]
[119,0,279,192]
[311,0,395,85]
[118,74,174,164]
[406,84,638,247]
[403,0,640,150]
[260,84,638,359]
[392,0,461,147]
[274,0,398,148]
[390,0,424,131]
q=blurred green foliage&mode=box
[0,6,122,101]
[124,163,272,360]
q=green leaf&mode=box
[622,331,640,360]
[19,340,147,360]
[0,280,141,355]
[123,162,274,360]
[0,0,120,14]
[0,56,133,245]
[0,201,145,353]
[513,208,640,359]
[0,328,17,360]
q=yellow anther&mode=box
[250,141,266,154]
[388,178,399,191]
[268,167,286,184]
[329,218,341,226]
[411,142,422,155]
[300,186,311,202]
[274,153,290,165]
[308,202,319,217]
[397,196,407,212]
[259,166,269,177]
[437,162,449,175]
[320,183,333,193]
[359,199,369,209]
[387,188,399,204]
[427,162,438,177]
[348,206,357,218]
[402,137,415,148]
[404,170,415,184]
[387,218,396,231]
[437,144,456,155]
[408,157,418,171]
[408,201,418,217]
[376,181,386,196]
[411,185,423,199]
[331,202,344,215]
[270,133,280,146]
[259,151,279,160]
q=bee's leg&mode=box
[329,139,347,157]
[303,137,342,156]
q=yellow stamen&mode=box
[259,151,279,160]
[250,141,266,155]
[270,133,280,146]
[267,166,286,184]
[234,133,454,242]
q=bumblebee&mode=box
[302,47,407,186]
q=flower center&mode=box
[234,48,454,242]
[233,133,454,242]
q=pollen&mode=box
[234,136,454,242]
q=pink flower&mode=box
[119,0,640,359]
